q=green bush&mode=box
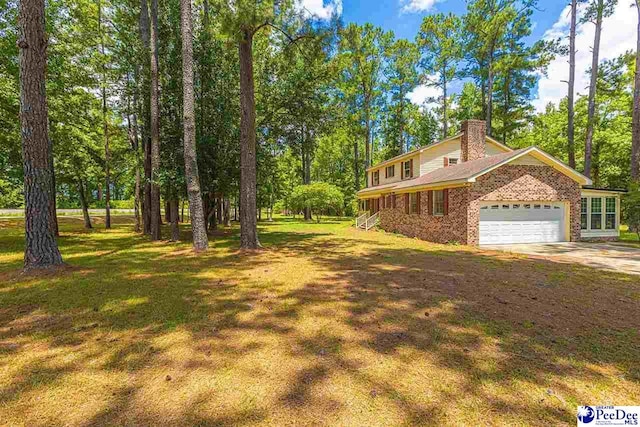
[0,179,24,208]
[289,182,344,222]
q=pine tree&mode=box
[181,0,208,250]
[18,0,64,270]
[583,0,617,178]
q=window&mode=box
[606,197,616,230]
[386,195,393,209]
[409,193,419,214]
[491,205,499,209]
[385,165,395,179]
[502,204,510,210]
[544,205,551,209]
[513,204,520,209]
[372,170,379,186]
[433,190,445,215]
[524,204,531,209]
[403,160,412,179]
[448,158,458,165]
[581,198,588,230]
[591,197,602,230]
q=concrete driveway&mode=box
[482,242,640,275]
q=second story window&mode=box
[402,160,413,179]
[385,165,395,178]
[372,170,379,186]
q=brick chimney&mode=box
[460,120,486,162]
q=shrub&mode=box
[0,179,24,208]
[289,182,344,222]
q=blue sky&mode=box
[299,0,635,112]
[340,0,566,45]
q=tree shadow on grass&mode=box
[0,217,639,425]
[268,240,639,423]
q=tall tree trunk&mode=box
[302,125,312,221]
[238,29,259,249]
[216,196,223,226]
[144,134,152,233]
[18,0,63,270]
[139,0,151,235]
[593,137,601,187]
[170,199,180,241]
[149,0,161,240]
[486,51,494,136]
[632,0,640,182]
[164,200,171,222]
[48,147,59,237]
[233,195,238,221]
[223,197,230,226]
[364,93,371,183]
[77,178,92,229]
[567,0,577,168]
[98,0,111,229]
[503,71,511,145]
[354,140,359,192]
[442,75,448,139]
[181,0,208,251]
[399,94,405,153]
[127,73,142,233]
[584,0,603,179]
[132,109,142,233]
[207,193,217,230]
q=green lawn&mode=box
[621,224,640,246]
[0,216,638,426]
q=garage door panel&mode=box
[479,202,565,245]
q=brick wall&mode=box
[377,164,582,246]
[467,165,582,245]
[378,187,470,244]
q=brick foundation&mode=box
[580,236,620,242]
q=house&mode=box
[356,120,623,245]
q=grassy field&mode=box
[621,224,639,246]
[0,216,638,426]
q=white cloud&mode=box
[407,78,442,111]
[296,0,342,20]
[532,2,637,112]
[400,0,442,13]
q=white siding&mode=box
[486,141,509,156]
[419,138,462,175]
[372,155,419,186]
[368,136,512,183]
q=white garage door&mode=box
[479,202,565,245]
